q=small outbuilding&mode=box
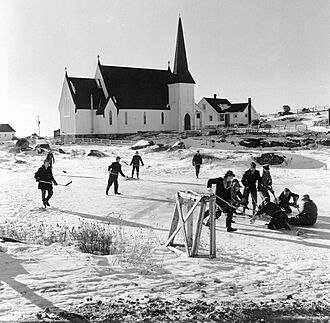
[0,124,16,141]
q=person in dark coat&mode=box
[206,170,237,232]
[287,194,318,226]
[259,164,272,200]
[130,151,144,179]
[106,156,127,195]
[46,150,55,168]
[278,188,299,213]
[192,150,203,178]
[241,162,262,214]
[34,159,58,207]
[231,179,244,215]
[253,197,291,230]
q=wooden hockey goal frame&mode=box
[166,190,216,258]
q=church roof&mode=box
[0,124,15,132]
[66,76,106,112]
[172,17,195,84]
[204,97,248,113]
[99,65,174,111]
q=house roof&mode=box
[66,76,107,113]
[0,124,15,132]
[204,98,248,113]
[228,103,249,113]
[99,65,175,111]
[204,98,232,113]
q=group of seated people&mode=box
[253,187,318,230]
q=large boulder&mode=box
[254,153,286,166]
[16,138,30,150]
[169,141,186,151]
[35,143,51,150]
[131,140,154,150]
[88,150,109,157]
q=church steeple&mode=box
[173,17,195,84]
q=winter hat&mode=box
[263,164,270,170]
[232,179,241,187]
[284,188,291,193]
[116,156,121,160]
[43,159,49,163]
[135,151,139,154]
[301,194,310,201]
[225,170,235,178]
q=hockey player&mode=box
[241,162,262,214]
[287,194,318,226]
[35,159,58,207]
[206,170,237,232]
[259,164,272,200]
[192,150,203,178]
[130,151,144,179]
[46,149,55,168]
[278,188,299,213]
[106,157,127,195]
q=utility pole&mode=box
[37,115,40,137]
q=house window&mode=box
[218,114,225,122]
[125,112,128,125]
[143,112,147,125]
[109,110,112,125]
[245,113,248,118]
[202,104,206,110]
[209,115,213,122]
[234,114,238,118]
[161,112,164,125]
[196,112,200,119]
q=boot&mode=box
[227,227,237,232]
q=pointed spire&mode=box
[65,67,68,78]
[173,17,195,84]
[97,55,101,65]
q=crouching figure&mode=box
[254,197,291,230]
[287,194,317,226]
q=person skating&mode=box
[106,156,127,195]
[206,170,237,232]
[253,197,291,230]
[34,159,58,207]
[241,162,262,214]
[130,151,144,179]
[192,150,203,178]
[259,164,272,200]
[278,188,299,213]
[46,149,55,168]
[287,194,318,226]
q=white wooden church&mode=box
[58,18,197,138]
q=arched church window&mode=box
[161,112,164,125]
[143,112,147,125]
[109,110,112,125]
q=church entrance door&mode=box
[184,114,191,130]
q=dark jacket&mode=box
[231,186,243,205]
[108,162,125,177]
[207,177,231,208]
[256,201,290,230]
[241,169,262,190]
[35,165,57,190]
[298,200,318,225]
[130,155,144,166]
[192,154,203,166]
[261,170,272,190]
[256,201,283,217]
[279,191,299,206]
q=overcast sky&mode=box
[1,0,330,137]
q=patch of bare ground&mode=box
[35,297,330,322]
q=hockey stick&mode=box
[38,180,72,186]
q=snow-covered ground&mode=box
[0,142,330,321]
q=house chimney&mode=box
[213,94,217,99]
[248,98,252,125]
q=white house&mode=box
[197,95,259,128]
[58,18,197,138]
[0,124,16,141]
